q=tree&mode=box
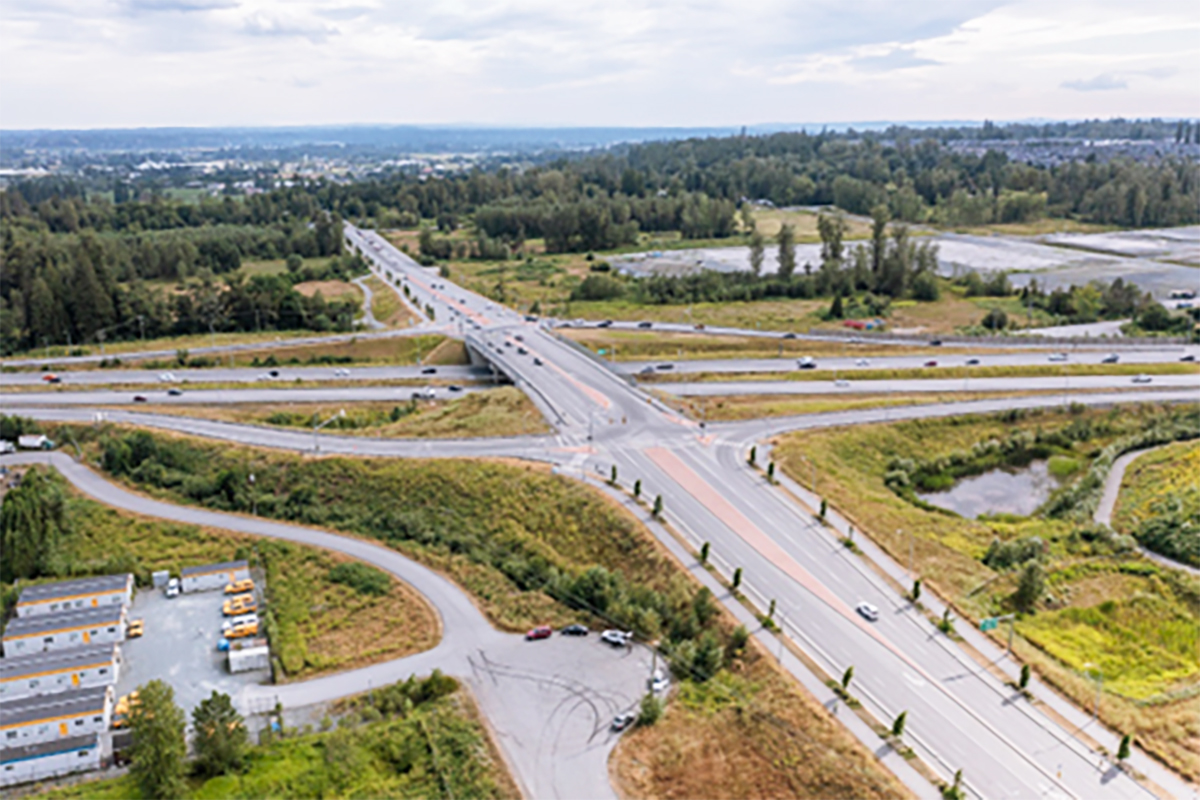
[637,692,663,726]
[819,498,828,519]
[748,445,756,465]
[732,567,743,589]
[777,223,796,279]
[748,230,765,276]
[653,494,663,517]
[633,478,641,498]
[891,710,907,737]
[817,210,846,269]
[192,691,248,778]
[829,294,844,319]
[767,461,775,482]
[1117,734,1131,761]
[911,271,940,301]
[129,680,187,800]
[870,204,890,283]
[911,578,922,602]
[1012,561,1044,612]
[1019,664,1031,689]
[841,665,854,692]
[609,464,618,485]
[699,541,710,564]
[982,307,1008,331]
[286,253,303,273]
[0,465,70,583]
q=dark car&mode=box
[929,339,943,346]
[268,370,280,377]
[525,625,552,641]
[782,332,797,339]
[166,388,183,396]
[637,321,653,328]
[421,367,437,374]
[1181,354,1195,362]
[561,624,589,636]
[447,385,463,392]
[133,395,147,402]
[924,360,938,368]
[514,334,524,341]
[1102,353,1120,364]
[598,320,614,328]
[656,363,674,371]
[965,358,980,366]
[517,347,528,355]
[533,357,544,366]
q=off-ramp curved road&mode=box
[2,451,652,800]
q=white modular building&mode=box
[227,638,270,674]
[0,686,113,747]
[15,574,133,618]
[181,560,249,593]
[2,606,126,657]
[0,733,101,787]
[0,644,120,702]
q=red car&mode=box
[525,625,552,641]
[42,373,61,383]
[923,360,938,368]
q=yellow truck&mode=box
[222,593,257,616]
[224,578,254,595]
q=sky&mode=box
[1,0,1197,129]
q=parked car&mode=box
[525,625,553,640]
[797,356,816,369]
[226,619,260,639]
[600,629,632,647]
[650,672,669,693]
[637,321,653,328]
[1102,353,1120,364]
[223,594,257,616]
[855,602,880,622]
[612,712,636,732]
[561,624,589,636]
[165,578,180,599]
[1132,374,1152,384]
[127,619,144,638]
[225,578,254,595]
[923,360,938,368]
[222,613,259,632]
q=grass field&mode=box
[52,425,906,796]
[364,275,417,327]
[1,466,438,682]
[772,405,1200,778]
[293,280,362,305]
[662,390,1083,421]
[936,219,1118,237]
[34,681,516,800]
[645,361,1197,384]
[1112,439,1200,534]
[133,388,549,439]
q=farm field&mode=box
[772,404,1200,779]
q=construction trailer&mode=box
[0,733,101,788]
[15,574,133,618]
[0,686,113,747]
[181,560,250,593]
[0,644,120,702]
[2,606,126,657]
[227,638,270,674]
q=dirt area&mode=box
[293,280,362,303]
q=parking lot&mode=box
[115,588,269,718]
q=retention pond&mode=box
[916,460,1060,519]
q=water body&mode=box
[916,461,1060,519]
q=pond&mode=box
[916,460,1060,519]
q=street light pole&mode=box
[248,473,257,517]
[312,409,346,453]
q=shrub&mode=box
[637,693,663,726]
[329,562,392,596]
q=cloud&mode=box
[847,48,938,73]
[242,11,335,41]
[1061,73,1128,91]
[124,0,238,11]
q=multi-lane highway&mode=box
[5,223,1195,800]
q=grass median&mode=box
[364,274,418,327]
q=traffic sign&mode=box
[981,617,998,631]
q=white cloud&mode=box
[0,0,1196,128]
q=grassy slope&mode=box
[772,406,1200,779]
[364,274,417,327]
[3,469,439,682]
[35,687,516,800]
[1111,439,1200,534]
[58,427,906,798]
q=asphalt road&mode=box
[658,374,1199,396]
[1,384,487,406]
[2,451,652,800]
[1,364,486,387]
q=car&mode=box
[447,385,463,392]
[127,619,144,638]
[923,360,938,368]
[133,395,147,402]
[1181,354,1196,362]
[42,373,61,383]
[525,625,552,640]
[226,619,259,639]
[166,388,183,396]
[834,379,850,388]
[421,367,437,375]
[165,578,180,599]
[598,320,614,328]
[1102,353,1120,364]
[694,323,706,330]
[517,346,528,355]
[639,366,655,375]
[533,357,544,366]
[656,363,674,371]
[504,340,513,347]
[1048,352,1068,362]
[965,358,980,366]
[782,332,797,339]
[637,321,653,328]
[514,334,524,341]
[223,594,257,616]
[221,613,259,631]
[225,578,254,595]
[855,602,880,621]
[929,339,943,346]
[649,672,669,693]
[1132,374,1152,384]
[158,372,177,383]
[600,629,632,647]
[561,624,589,636]
[112,691,140,728]
[855,358,870,367]
[797,356,816,369]
[611,712,636,732]
[268,370,280,378]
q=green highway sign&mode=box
[597,349,607,355]
[980,617,999,631]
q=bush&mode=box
[329,562,392,596]
[981,307,1008,331]
[571,274,625,301]
[637,692,663,726]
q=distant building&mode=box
[181,560,249,593]
[0,733,101,787]
[15,574,133,618]
[0,644,120,702]
[2,606,126,657]
[0,686,113,747]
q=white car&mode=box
[854,358,869,367]
[600,629,632,647]
[165,578,180,599]
[650,672,669,693]
[855,602,880,622]
[158,372,177,383]
[1132,374,1152,384]
[221,613,259,631]
[1048,353,1068,362]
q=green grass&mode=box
[2,468,439,681]
[1112,439,1200,533]
[365,275,413,327]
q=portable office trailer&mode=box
[2,607,125,657]
[227,638,270,673]
[0,733,100,787]
[15,574,133,618]
[181,560,249,593]
[0,686,112,747]
[0,644,120,702]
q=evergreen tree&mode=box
[130,680,187,800]
[0,465,70,582]
[192,691,248,778]
[748,229,765,276]
[777,223,796,279]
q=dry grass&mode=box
[234,334,465,367]
[663,390,1069,421]
[293,279,362,303]
[563,328,955,361]
[612,638,910,800]
[365,274,419,327]
[749,207,875,240]
[936,219,1118,237]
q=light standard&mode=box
[248,473,257,516]
[313,409,345,453]
[1083,662,1103,726]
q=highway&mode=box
[1,365,486,387]
[657,374,1197,396]
[0,384,487,406]
[6,223,1194,800]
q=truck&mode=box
[17,434,54,450]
